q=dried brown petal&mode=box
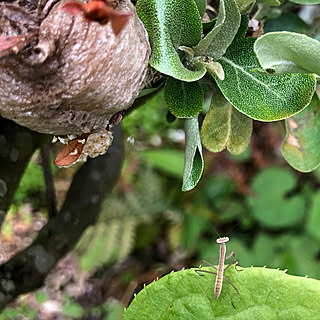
[0,35,29,58]
[54,133,90,166]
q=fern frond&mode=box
[116,217,136,263]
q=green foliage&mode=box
[0,303,37,320]
[135,0,320,190]
[254,32,320,75]
[282,94,320,172]
[247,168,305,228]
[75,167,182,272]
[201,88,252,154]
[182,117,204,191]
[235,0,255,13]
[306,191,320,242]
[123,267,320,319]
[62,297,84,318]
[164,77,204,118]
[35,291,49,304]
[213,17,316,122]
[193,0,206,17]
[263,12,310,34]
[193,0,241,60]
[141,149,184,179]
[13,153,45,206]
[136,0,206,81]
[258,0,281,5]
[103,300,124,320]
[289,0,320,3]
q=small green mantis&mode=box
[195,237,239,305]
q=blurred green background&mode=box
[2,87,320,319]
[2,4,320,317]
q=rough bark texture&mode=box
[0,0,150,135]
[0,125,124,310]
[0,117,50,227]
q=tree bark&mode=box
[0,125,124,310]
[0,117,50,227]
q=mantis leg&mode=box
[226,251,236,260]
[225,251,242,271]
[194,269,217,276]
[224,259,237,272]
[201,260,218,271]
[222,275,240,308]
[194,269,239,308]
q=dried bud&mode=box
[0,0,150,135]
[61,0,132,35]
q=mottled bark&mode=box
[0,0,150,135]
[0,117,50,227]
[0,125,124,310]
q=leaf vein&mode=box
[221,57,285,101]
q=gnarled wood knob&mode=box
[0,0,150,135]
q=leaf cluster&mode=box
[136,0,320,190]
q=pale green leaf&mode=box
[193,0,241,59]
[213,18,316,121]
[123,267,320,319]
[201,90,252,154]
[194,58,225,80]
[136,0,206,81]
[281,94,320,172]
[182,118,204,191]
[257,0,281,6]
[289,0,320,3]
[164,78,204,118]
[254,32,320,75]
[235,0,256,13]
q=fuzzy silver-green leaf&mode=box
[182,118,204,191]
[254,32,320,75]
[212,18,316,121]
[136,0,206,81]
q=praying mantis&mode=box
[195,237,240,306]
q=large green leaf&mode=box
[164,77,204,118]
[123,267,320,319]
[247,168,305,228]
[201,89,252,154]
[254,32,320,75]
[212,17,316,121]
[136,0,206,81]
[182,118,204,191]
[282,94,320,172]
[193,0,241,59]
